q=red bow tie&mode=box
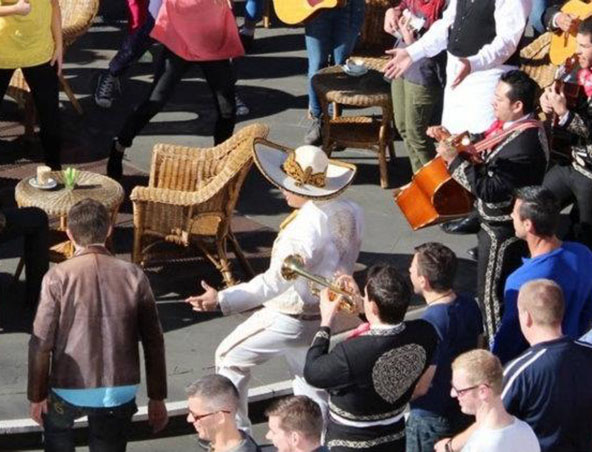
[484,119,505,138]
[347,322,371,339]
[577,68,592,97]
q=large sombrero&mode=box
[253,138,357,199]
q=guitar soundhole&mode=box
[307,0,324,6]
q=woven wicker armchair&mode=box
[130,123,270,287]
[6,0,99,138]
[352,0,393,71]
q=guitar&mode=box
[395,122,542,230]
[272,0,346,25]
[546,56,581,161]
[550,0,592,65]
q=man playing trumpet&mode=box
[304,266,438,452]
[186,142,364,432]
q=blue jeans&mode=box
[42,391,137,452]
[529,0,549,35]
[305,0,365,118]
[406,411,460,452]
[244,0,263,23]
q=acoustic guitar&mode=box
[272,0,346,25]
[550,0,592,65]
[395,121,542,230]
[395,132,475,231]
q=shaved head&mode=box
[518,279,565,327]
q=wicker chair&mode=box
[6,0,99,138]
[351,0,393,71]
[130,123,270,287]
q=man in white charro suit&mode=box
[186,142,365,432]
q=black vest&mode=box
[447,0,519,65]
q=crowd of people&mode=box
[2,0,592,450]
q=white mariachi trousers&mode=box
[215,307,328,432]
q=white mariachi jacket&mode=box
[218,198,364,316]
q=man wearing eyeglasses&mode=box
[445,349,539,452]
[186,374,260,452]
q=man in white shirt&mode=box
[384,0,532,134]
[186,142,364,432]
[447,349,540,452]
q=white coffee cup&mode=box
[346,59,366,74]
[36,165,51,185]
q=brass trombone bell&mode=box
[280,254,358,313]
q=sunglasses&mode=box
[188,409,231,421]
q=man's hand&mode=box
[185,281,219,312]
[148,399,168,433]
[334,274,364,313]
[542,85,568,117]
[14,0,31,15]
[426,125,450,140]
[383,48,412,80]
[434,438,451,452]
[540,89,554,115]
[451,58,471,88]
[384,6,402,35]
[556,13,576,33]
[319,287,341,328]
[436,142,459,163]
[30,400,48,426]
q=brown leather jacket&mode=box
[28,246,167,402]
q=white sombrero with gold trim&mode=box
[253,140,356,199]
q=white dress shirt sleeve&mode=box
[406,0,457,63]
[466,0,530,72]
[218,209,322,315]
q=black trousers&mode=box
[118,46,236,147]
[0,207,49,306]
[0,62,62,169]
[43,391,137,452]
[477,222,528,342]
[543,163,592,249]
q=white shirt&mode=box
[405,0,531,72]
[462,417,541,452]
[219,198,364,315]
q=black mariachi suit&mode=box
[543,93,592,249]
[448,122,549,341]
[303,321,437,452]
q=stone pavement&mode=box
[0,3,478,449]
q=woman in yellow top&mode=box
[0,0,62,169]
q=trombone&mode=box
[280,254,359,314]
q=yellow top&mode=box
[0,0,54,69]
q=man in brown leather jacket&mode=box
[28,198,168,451]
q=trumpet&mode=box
[280,254,359,314]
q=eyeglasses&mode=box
[450,383,489,397]
[188,409,231,421]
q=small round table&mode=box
[14,170,125,262]
[312,65,396,188]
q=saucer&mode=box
[342,65,368,77]
[29,177,57,190]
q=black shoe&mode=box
[95,71,121,109]
[440,216,480,235]
[107,140,124,180]
[239,27,255,53]
[467,246,478,261]
[304,117,323,145]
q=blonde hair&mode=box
[452,349,503,395]
[517,279,565,327]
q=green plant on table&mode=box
[63,167,79,190]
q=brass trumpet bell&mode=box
[280,254,358,313]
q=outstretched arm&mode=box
[0,0,31,16]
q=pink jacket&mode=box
[151,0,244,61]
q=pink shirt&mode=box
[151,0,244,61]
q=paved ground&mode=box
[0,2,478,449]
